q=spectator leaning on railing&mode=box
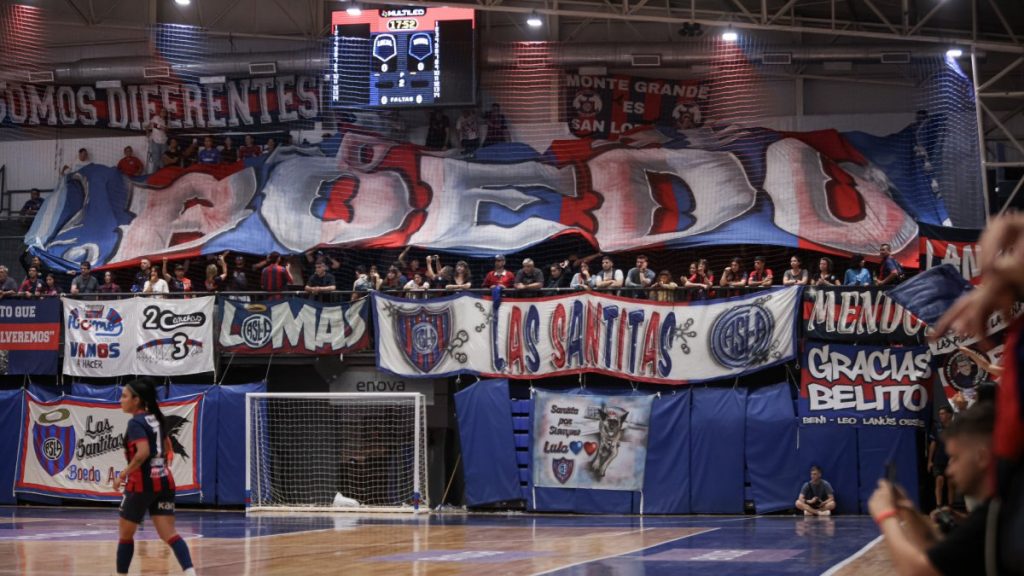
[70,261,99,295]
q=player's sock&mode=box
[116,538,134,574]
[166,534,194,571]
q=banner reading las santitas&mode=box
[16,393,201,501]
[532,390,654,491]
[374,287,800,384]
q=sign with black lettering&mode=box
[918,222,982,285]
[799,342,931,427]
[330,366,436,405]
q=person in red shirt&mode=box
[238,135,262,160]
[117,146,144,176]
[260,252,292,298]
[482,255,514,289]
[748,255,774,287]
[113,378,196,576]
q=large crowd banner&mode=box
[28,121,940,271]
[918,222,983,285]
[565,73,709,139]
[219,297,369,355]
[802,286,926,345]
[0,299,60,375]
[374,287,800,384]
[532,390,654,490]
[800,342,932,428]
[63,297,216,377]
[15,392,202,501]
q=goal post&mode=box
[245,392,428,513]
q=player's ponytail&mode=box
[125,378,168,435]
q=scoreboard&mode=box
[331,7,476,108]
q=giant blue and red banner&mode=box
[27,121,942,271]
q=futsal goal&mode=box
[245,392,428,513]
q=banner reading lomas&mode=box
[219,297,369,355]
[532,389,653,491]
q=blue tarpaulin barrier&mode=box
[454,379,522,507]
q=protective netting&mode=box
[247,394,428,511]
[0,6,985,289]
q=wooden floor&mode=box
[0,507,893,575]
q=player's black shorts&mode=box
[120,489,175,524]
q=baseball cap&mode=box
[495,254,505,261]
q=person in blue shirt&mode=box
[196,136,221,164]
[844,254,873,286]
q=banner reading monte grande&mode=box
[565,72,709,139]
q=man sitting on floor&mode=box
[796,465,836,516]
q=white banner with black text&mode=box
[373,287,801,384]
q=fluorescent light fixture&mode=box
[346,3,362,16]
[721,29,738,42]
[199,75,226,84]
[946,48,963,58]
[527,10,543,27]
[174,0,191,5]
[95,80,122,89]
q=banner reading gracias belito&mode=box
[374,287,800,384]
[799,341,931,427]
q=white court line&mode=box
[530,527,720,576]
[820,534,884,576]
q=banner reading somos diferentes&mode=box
[374,287,800,384]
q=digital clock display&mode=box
[386,19,419,31]
[331,7,475,108]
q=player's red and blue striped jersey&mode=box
[260,264,292,294]
[124,412,175,494]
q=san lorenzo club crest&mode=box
[396,307,452,373]
[709,303,775,368]
[552,457,575,484]
[32,409,76,477]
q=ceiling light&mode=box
[174,0,191,6]
[721,29,738,42]
[946,48,963,58]
[527,10,543,27]
[346,3,362,16]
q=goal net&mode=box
[246,393,428,513]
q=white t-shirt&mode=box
[143,278,169,294]
[147,115,167,145]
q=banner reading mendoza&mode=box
[532,390,653,490]
[15,392,201,501]
[802,286,926,345]
[219,297,369,354]
[799,342,932,427]
[373,286,800,384]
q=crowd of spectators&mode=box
[4,243,907,302]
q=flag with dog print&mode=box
[532,389,653,491]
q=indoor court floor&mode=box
[0,506,892,575]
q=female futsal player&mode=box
[112,378,197,575]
